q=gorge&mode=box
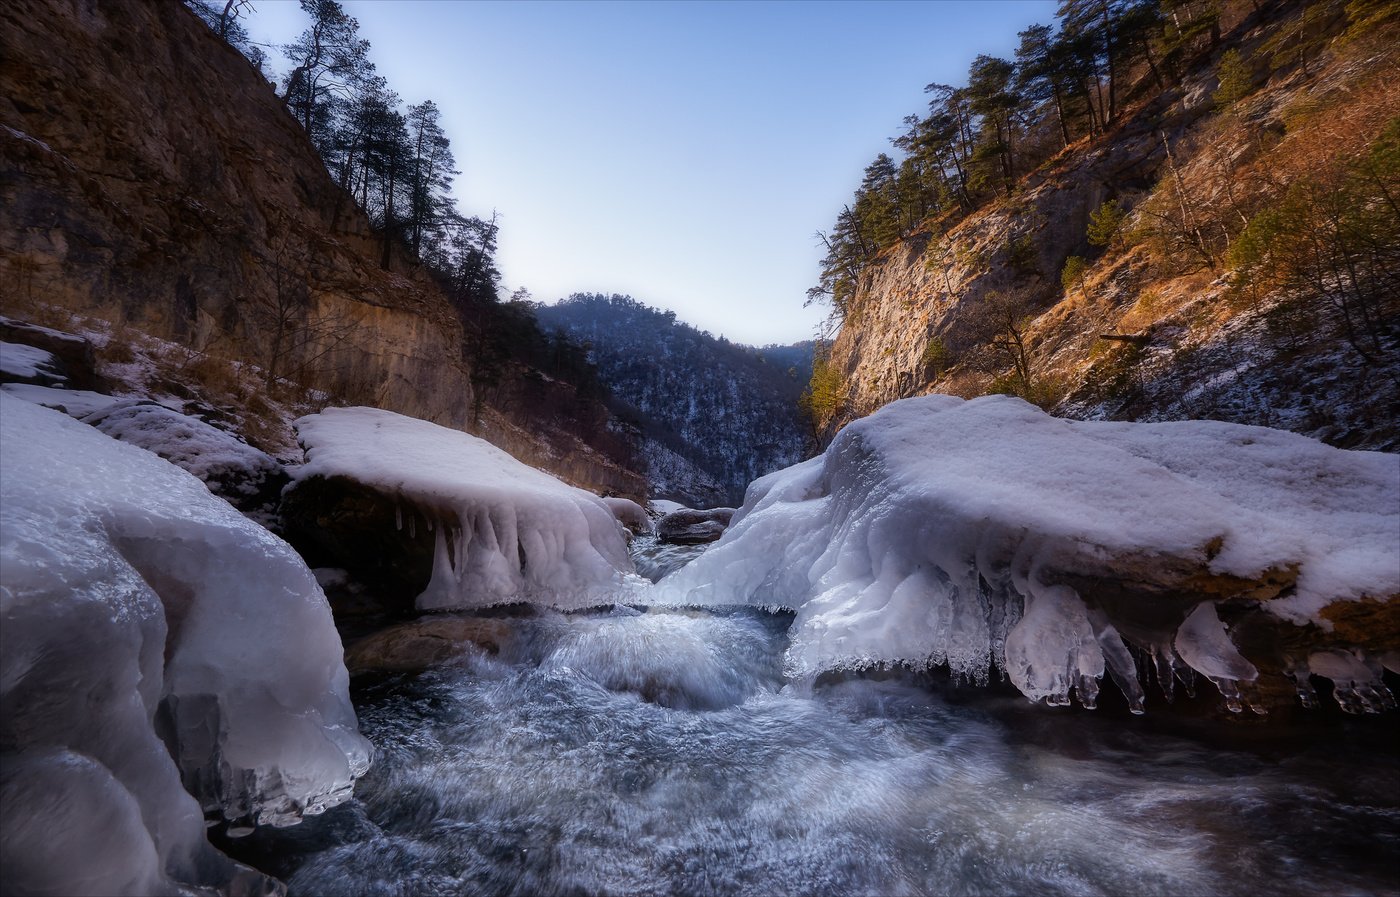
[2,1,1398,896]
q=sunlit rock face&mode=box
[0,395,369,894]
[654,395,1399,714]
[285,407,644,614]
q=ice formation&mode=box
[653,395,1400,711]
[293,407,643,611]
[602,496,654,535]
[0,395,370,892]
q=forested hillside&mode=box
[538,294,814,505]
[805,0,1399,451]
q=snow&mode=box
[0,382,124,418]
[648,499,689,518]
[293,406,642,610]
[0,340,66,384]
[0,394,370,892]
[653,395,1399,709]
[602,496,653,535]
[82,400,284,504]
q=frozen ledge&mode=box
[653,395,1400,714]
[289,406,644,612]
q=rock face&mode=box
[0,0,645,499]
[817,7,1399,453]
[657,507,736,545]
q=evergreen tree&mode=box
[283,0,373,154]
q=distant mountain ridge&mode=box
[536,294,814,505]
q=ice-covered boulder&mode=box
[0,395,370,893]
[603,496,654,536]
[82,400,288,513]
[286,407,642,612]
[653,395,1400,714]
[656,507,735,544]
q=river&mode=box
[221,588,1400,896]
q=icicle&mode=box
[395,503,403,532]
[1003,581,1102,709]
[1174,602,1257,713]
[408,513,416,538]
[1087,609,1146,714]
[1308,649,1397,714]
[1284,658,1319,709]
[1152,647,1176,703]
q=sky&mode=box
[247,0,1057,346]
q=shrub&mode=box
[1087,200,1126,248]
[1061,255,1089,296]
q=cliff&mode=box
[0,0,644,498]
[818,1,1399,451]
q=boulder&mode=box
[603,496,653,536]
[657,507,735,545]
[343,615,517,675]
[0,341,68,387]
[0,317,104,390]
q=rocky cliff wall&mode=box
[822,4,1399,452]
[0,0,645,497]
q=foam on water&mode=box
[240,607,1400,897]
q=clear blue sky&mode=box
[247,0,1056,345]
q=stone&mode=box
[657,507,736,545]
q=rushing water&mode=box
[224,599,1400,897]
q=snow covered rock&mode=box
[0,316,103,390]
[1,381,125,418]
[82,400,288,513]
[286,407,642,612]
[0,340,68,386]
[656,507,736,545]
[653,395,1400,713]
[0,395,371,893]
[603,496,654,536]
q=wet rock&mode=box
[344,615,516,674]
[280,475,437,615]
[657,507,735,545]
